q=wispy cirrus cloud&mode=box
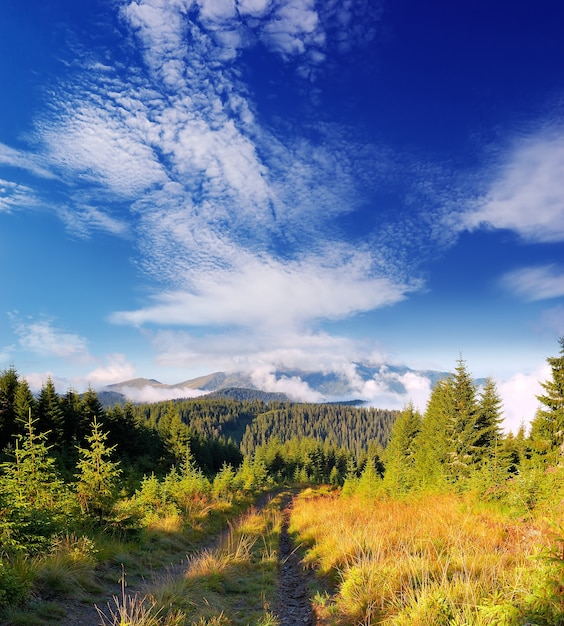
[111,252,418,329]
[4,0,433,369]
[0,143,56,179]
[0,179,40,213]
[501,264,564,301]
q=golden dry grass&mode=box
[289,491,551,625]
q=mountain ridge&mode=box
[102,363,453,407]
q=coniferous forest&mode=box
[0,338,563,624]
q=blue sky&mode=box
[1,0,563,431]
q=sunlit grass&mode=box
[290,491,551,625]
[146,496,284,625]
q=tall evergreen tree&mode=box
[80,387,105,430]
[36,377,65,444]
[382,402,422,495]
[158,402,191,466]
[413,377,452,490]
[444,358,480,483]
[60,388,84,445]
[529,337,564,466]
[14,378,36,426]
[0,366,20,450]
[475,377,504,455]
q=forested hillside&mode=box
[0,338,563,624]
[240,404,397,457]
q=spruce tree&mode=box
[0,409,67,551]
[413,377,452,490]
[75,417,121,523]
[444,358,480,483]
[13,379,35,426]
[529,337,564,466]
[382,402,422,495]
[1,409,64,509]
[36,377,65,444]
[475,377,504,455]
[60,388,83,445]
[0,366,20,450]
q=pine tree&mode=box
[158,402,191,466]
[60,388,84,445]
[529,337,564,466]
[1,409,64,509]
[13,379,35,426]
[0,366,20,450]
[80,387,105,431]
[475,378,504,454]
[382,402,422,495]
[413,377,452,490]
[0,409,67,551]
[444,358,480,483]
[36,377,65,444]
[75,417,121,523]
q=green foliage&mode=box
[241,403,398,458]
[524,522,564,624]
[382,402,422,495]
[409,358,509,494]
[0,559,30,609]
[0,410,68,553]
[75,417,122,522]
[0,366,21,450]
[36,377,65,445]
[212,463,240,501]
[529,336,564,467]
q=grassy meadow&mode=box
[289,488,564,625]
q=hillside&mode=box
[104,362,451,404]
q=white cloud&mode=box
[56,204,130,238]
[501,264,564,301]
[86,354,137,386]
[0,179,41,213]
[250,366,325,401]
[463,128,564,243]
[11,316,92,362]
[497,363,550,434]
[38,95,167,199]
[112,385,207,403]
[111,254,417,329]
[0,346,14,365]
[0,143,56,179]
[148,327,380,374]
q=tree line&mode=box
[360,338,564,509]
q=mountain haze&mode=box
[102,363,451,407]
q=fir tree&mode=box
[0,409,67,551]
[529,337,564,466]
[444,358,480,483]
[13,379,35,426]
[1,409,64,509]
[36,377,65,444]
[413,377,452,490]
[75,417,122,523]
[0,366,20,450]
[475,377,504,455]
[382,402,422,494]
